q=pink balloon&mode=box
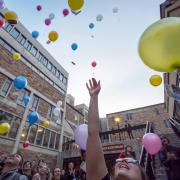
[63,9,69,16]
[0,18,4,28]
[142,133,162,155]
[23,140,30,148]
[45,18,51,26]
[37,5,42,11]
[91,61,97,67]
[74,124,88,150]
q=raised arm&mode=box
[86,78,108,180]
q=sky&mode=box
[4,0,165,117]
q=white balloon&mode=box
[57,100,62,107]
[112,7,119,13]
[96,14,103,22]
[53,107,61,117]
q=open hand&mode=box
[86,78,101,96]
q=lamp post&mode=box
[114,117,121,141]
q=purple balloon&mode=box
[45,18,51,26]
[74,124,88,150]
[63,9,69,16]
[0,0,4,9]
[142,133,162,155]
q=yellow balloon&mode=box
[138,17,180,72]
[149,75,162,86]
[43,120,49,128]
[0,123,10,134]
[12,52,21,61]
[48,31,58,42]
[4,10,19,25]
[68,0,84,11]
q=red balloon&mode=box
[0,19,4,28]
[91,61,97,67]
[37,5,42,11]
[23,140,30,148]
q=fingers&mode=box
[89,79,93,89]
[92,78,98,87]
[86,83,90,90]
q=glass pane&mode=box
[63,77,67,85]
[28,125,38,144]
[42,57,48,66]
[8,117,21,138]
[36,127,44,145]
[46,105,53,120]
[9,28,20,39]
[5,24,13,32]
[56,70,60,78]
[60,74,63,81]
[1,79,12,96]
[31,96,39,111]
[16,89,30,105]
[30,47,37,56]
[43,129,50,147]
[17,34,26,45]
[21,122,30,141]
[47,62,52,71]
[55,134,60,150]
[49,132,55,149]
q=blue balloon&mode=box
[32,31,39,39]
[13,76,27,90]
[23,96,30,106]
[28,112,39,125]
[49,13,55,20]
[71,43,78,51]
[89,23,95,29]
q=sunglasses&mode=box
[116,158,139,164]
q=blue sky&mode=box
[4,0,165,117]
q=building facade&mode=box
[0,9,87,168]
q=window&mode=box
[1,79,12,96]
[52,66,56,74]
[21,122,30,141]
[56,70,60,78]
[17,34,26,45]
[63,77,67,85]
[16,89,30,105]
[36,127,44,145]
[46,105,53,120]
[8,117,21,138]
[55,134,60,150]
[30,47,38,56]
[3,42,12,52]
[49,132,56,148]
[31,95,39,111]
[43,129,50,147]
[154,108,160,115]
[164,119,171,128]
[24,40,32,51]
[9,28,20,39]
[4,23,13,32]
[42,57,48,66]
[126,113,132,120]
[47,62,52,71]
[60,74,63,81]
[28,124,38,143]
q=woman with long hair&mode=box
[86,78,148,180]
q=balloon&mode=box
[112,7,119,13]
[31,31,39,39]
[45,18,51,26]
[0,122,10,134]
[74,124,88,150]
[96,14,103,22]
[91,61,97,67]
[138,17,180,72]
[4,10,18,25]
[48,31,58,42]
[149,75,162,86]
[23,96,30,106]
[23,140,30,148]
[0,18,4,28]
[68,0,84,11]
[13,75,28,90]
[28,112,39,125]
[49,13,55,20]
[53,107,61,117]
[57,100,62,107]
[12,52,21,61]
[63,9,69,16]
[89,23,95,29]
[71,43,78,51]
[0,0,5,9]
[43,120,49,128]
[142,133,162,155]
[37,5,42,11]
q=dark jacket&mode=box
[0,169,28,180]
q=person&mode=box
[86,78,148,180]
[78,150,86,180]
[64,162,76,180]
[37,162,50,180]
[0,152,7,172]
[52,167,61,180]
[0,153,28,180]
[124,120,134,139]
[32,172,41,180]
[125,145,136,159]
[21,160,32,179]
